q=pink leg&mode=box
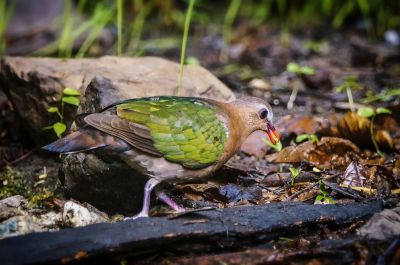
[156,191,185,212]
[124,178,160,221]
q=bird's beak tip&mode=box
[266,122,280,144]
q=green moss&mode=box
[0,167,31,199]
[0,167,59,209]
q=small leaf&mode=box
[315,195,324,203]
[47,107,59,113]
[376,107,392,115]
[286,62,301,74]
[289,167,300,177]
[262,137,283,152]
[344,75,358,83]
[62,96,80,106]
[296,134,309,143]
[186,56,200,65]
[53,122,66,138]
[326,197,335,204]
[300,66,315,75]
[319,182,330,196]
[309,134,319,142]
[357,107,374,118]
[63,87,80,96]
[335,85,346,93]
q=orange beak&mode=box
[266,122,280,145]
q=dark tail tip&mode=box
[42,137,78,153]
[42,130,106,154]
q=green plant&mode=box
[286,62,315,75]
[0,1,14,54]
[361,88,400,104]
[314,182,334,204]
[286,62,315,110]
[128,0,155,55]
[262,137,282,152]
[289,167,301,185]
[44,87,80,138]
[76,4,115,58]
[186,56,200,65]
[177,0,196,96]
[222,0,242,53]
[296,134,319,143]
[336,75,363,112]
[58,0,74,58]
[304,40,329,55]
[223,63,263,81]
[357,106,392,157]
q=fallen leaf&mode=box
[219,184,262,203]
[267,137,360,170]
[341,161,367,187]
[279,115,323,136]
[338,112,370,146]
[338,111,396,150]
[393,157,400,181]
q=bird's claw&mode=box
[123,212,148,221]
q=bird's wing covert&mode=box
[116,97,227,169]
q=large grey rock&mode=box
[0,56,235,145]
[0,56,235,214]
[358,204,400,241]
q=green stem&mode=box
[61,102,64,123]
[178,0,195,96]
[117,0,123,56]
[346,86,355,112]
[58,0,73,58]
[287,78,300,110]
[370,114,383,157]
[56,110,63,121]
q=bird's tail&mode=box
[42,127,131,154]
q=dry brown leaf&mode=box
[338,111,396,150]
[338,112,370,146]
[374,129,394,149]
[267,137,360,170]
[341,161,367,187]
[278,115,323,136]
[393,157,400,181]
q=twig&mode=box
[6,149,35,166]
[322,180,364,201]
[286,173,341,201]
[286,182,319,201]
[376,238,400,265]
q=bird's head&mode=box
[231,97,280,144]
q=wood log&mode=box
[0,200,383,265]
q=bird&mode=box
[43,96,279,220]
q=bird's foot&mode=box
[123,211,148,221]
[156,191,185,213]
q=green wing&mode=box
[116,97,227,169]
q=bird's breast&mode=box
[119,149,215,183]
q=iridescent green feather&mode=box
[116,97,227,169]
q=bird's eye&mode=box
[258,108,268,119]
